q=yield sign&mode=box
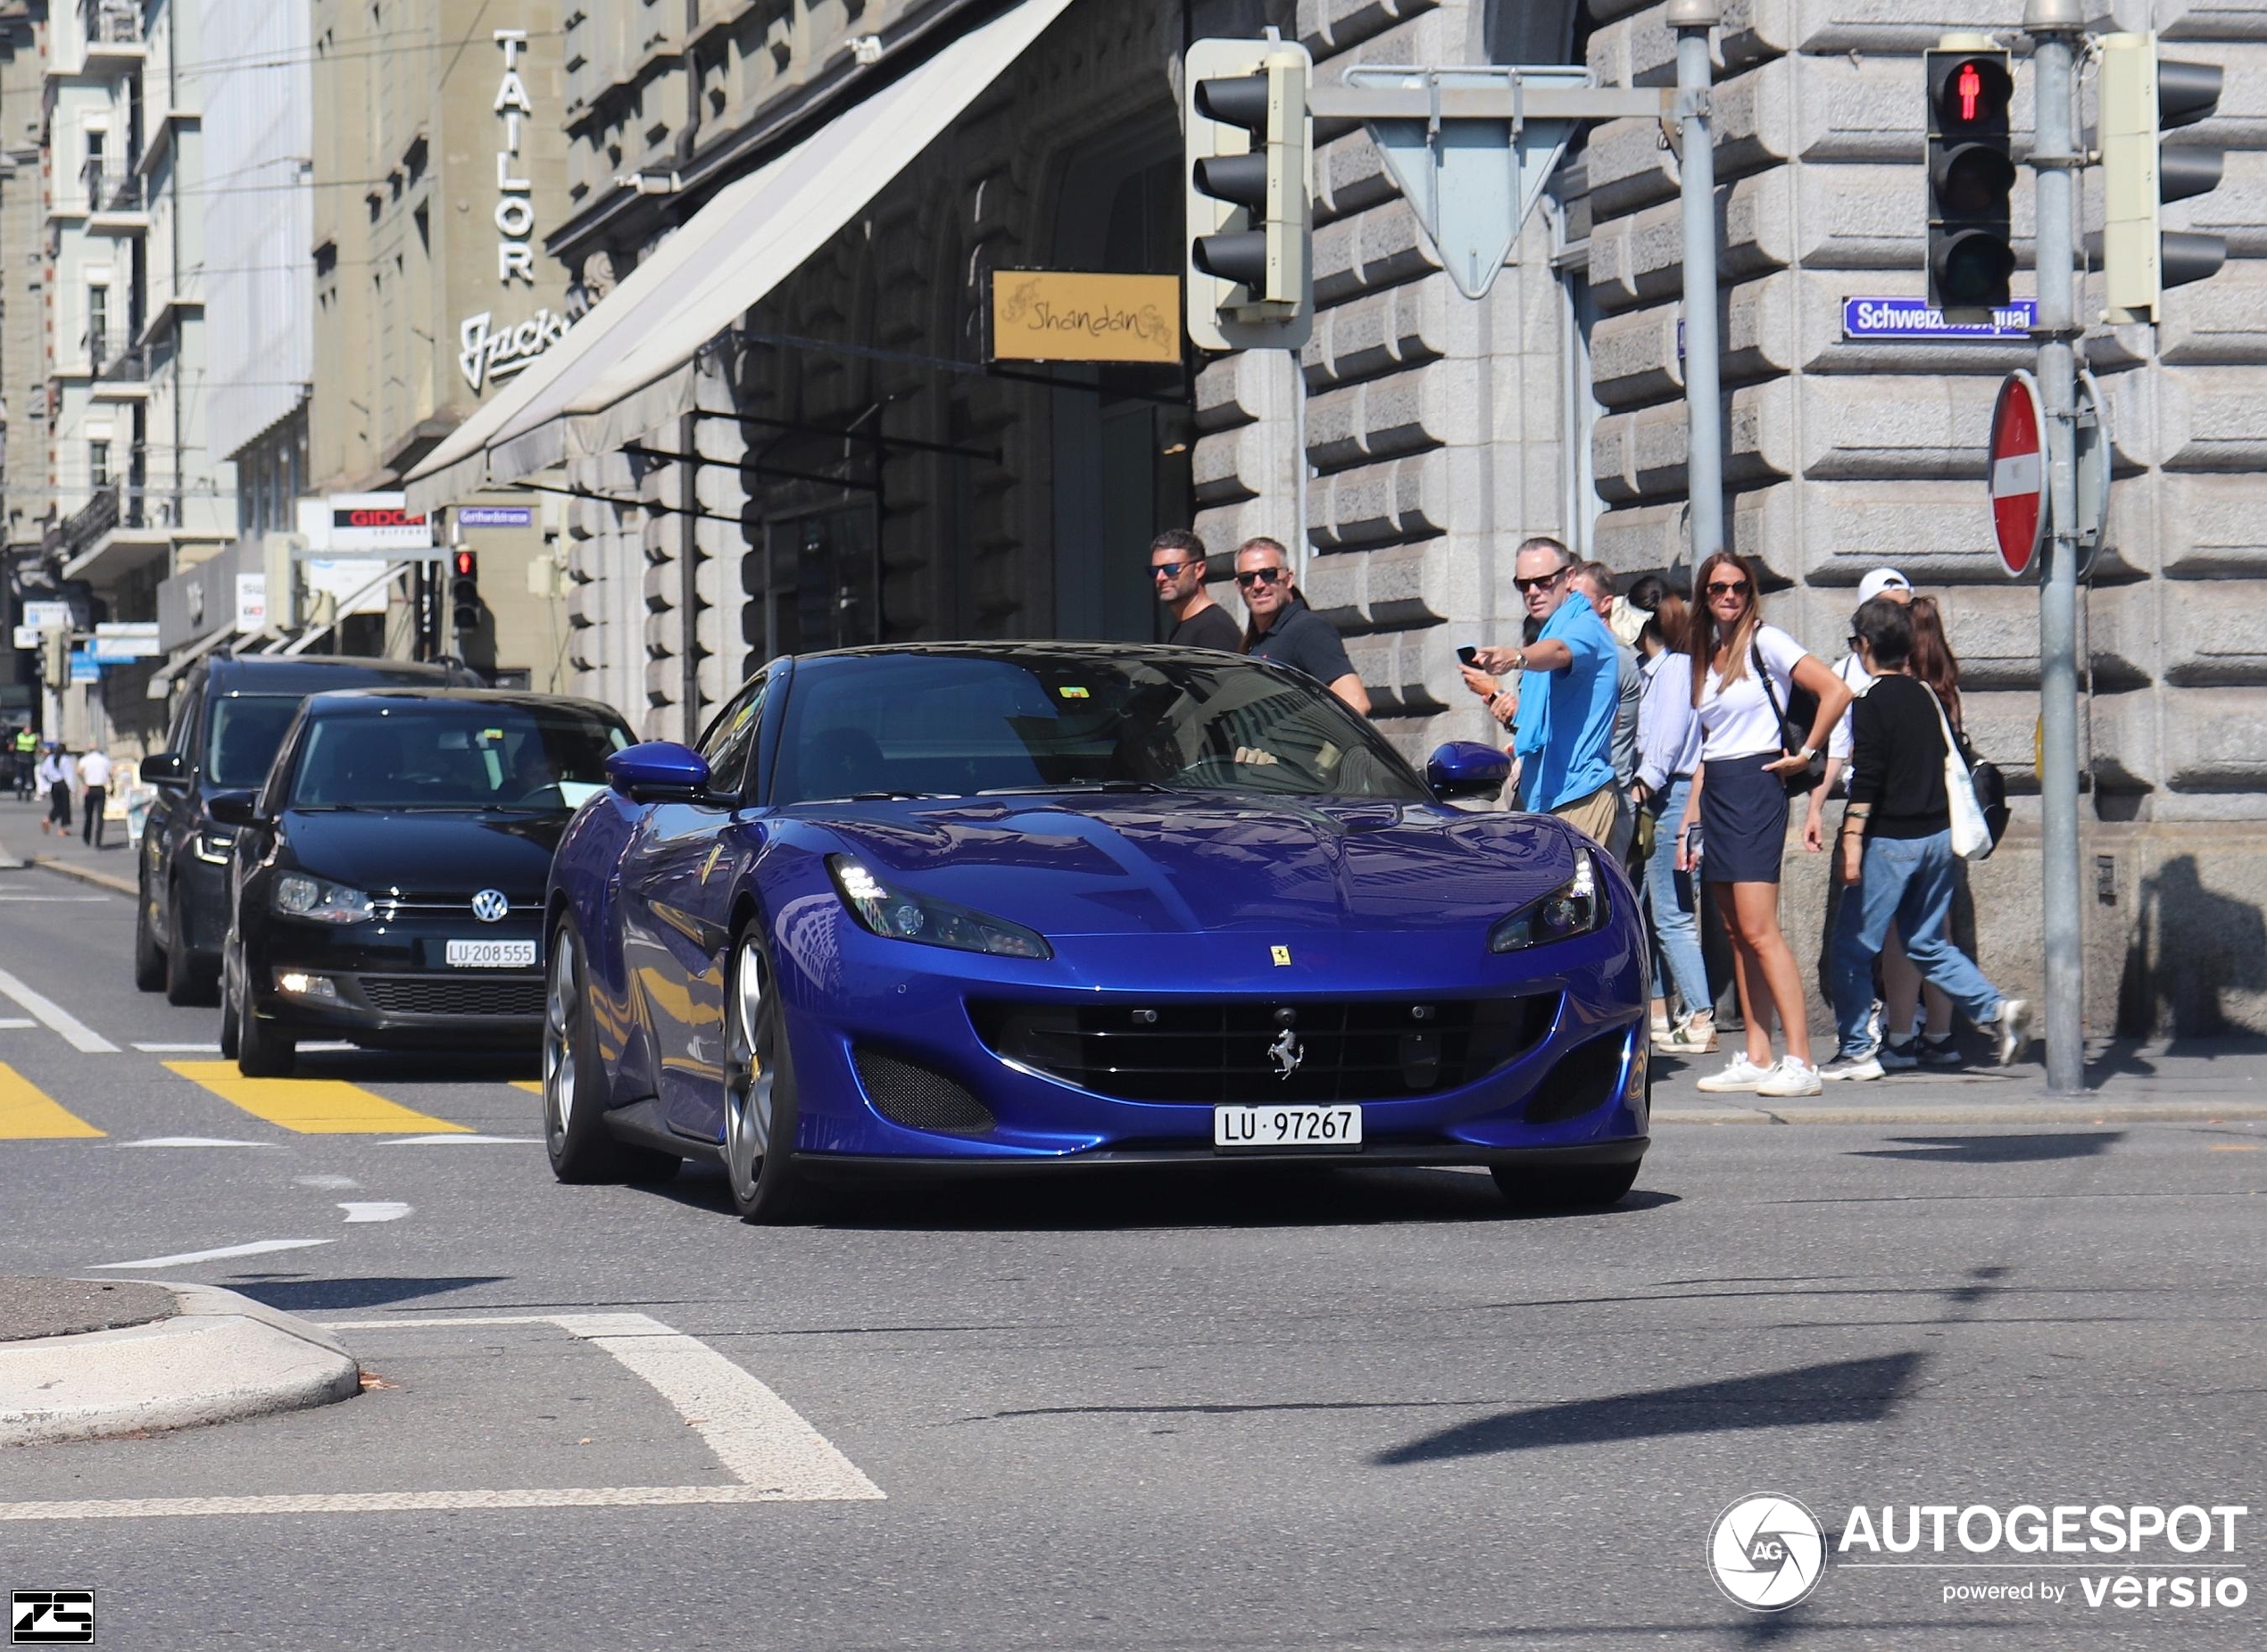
[1344,64,1589,300]
[1989,369,2047,579]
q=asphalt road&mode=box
[1,810,2261,1649]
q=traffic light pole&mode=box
[2026,0,2087,1095]
[1671,1,1723,567]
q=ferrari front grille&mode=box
[969,994,1558,1104]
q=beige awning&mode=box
[406,0,1074,514]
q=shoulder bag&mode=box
[1752,639,1823,798]
[1921,683,1993,860]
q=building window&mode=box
[89,440,112,489]
[87,285,110,365]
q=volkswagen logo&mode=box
[470,889,511,924]
[1707,1494,1827,1611]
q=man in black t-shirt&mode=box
[1150,530,1242,652]
[1820,598,2030,1080]
[1234,536,1371,715]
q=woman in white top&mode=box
[1673,552,1852,1098]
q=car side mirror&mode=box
[1425,740,1511,803]
[204,789,262,827]
[142,751,189,791]
[606,742,714,801]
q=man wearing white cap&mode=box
[1805,567,1912,852]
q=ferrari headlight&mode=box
[272,871,374,926]
[828,856,1051,960]
[1489,852,1607,953]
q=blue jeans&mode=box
[1643,776,1712,1018]
[1831,829,2004,1058]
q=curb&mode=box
[1655,1100,2267,1125]
[0,1282,359,1447]
[24,854,138,898]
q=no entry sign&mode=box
[1989,369,2047,578]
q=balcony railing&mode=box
[81,0,143,48]
[80,157,145,214]
[95,339,150,383]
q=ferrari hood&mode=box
[796,792,1582,937]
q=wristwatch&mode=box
[1510,648,1528,673]
[1798,744,1817,763]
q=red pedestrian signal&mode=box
[1924,46,2015,317]
[450,551,482,634]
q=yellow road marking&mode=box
[511,1080,543,1095]
[0,1063,105,1139]
[2208,1142,2260,1151]
[165,1061,470,1135]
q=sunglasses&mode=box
[1513,569,1566,594]
[1150,560,1201,579]
[1234,567,1288,587]
[1706,579,1751,598]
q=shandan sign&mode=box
[991,271,1181,364]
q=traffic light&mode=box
[1183,37,1312,353]
[2100,33,2226,324]
[39,629,70,685]
[1924,42,2016,318]
[450,550,482,634]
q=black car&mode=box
[136,653,477,1003]
[214,687,635,1076]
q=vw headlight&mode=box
[1489,852,1607,952]
[828,856,1051,960]
[192,829,235,865]
[272,871,374,925]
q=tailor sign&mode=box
[1844,296,2037,341]
[990,272,1182,364]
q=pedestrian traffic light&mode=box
[450,550,482,634]
[1183,37,1313,353]
[39,629,69,685]
[1924,42,2016,319]
[2100,32,2226,324]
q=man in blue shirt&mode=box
[1469,537,1623,848]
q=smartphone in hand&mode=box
[1456,645,1479,667]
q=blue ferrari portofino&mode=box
[542,643,1648,1219]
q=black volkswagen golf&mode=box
[215,688,634,1075]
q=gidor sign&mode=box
[990,272,1181,364]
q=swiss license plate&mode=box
[444,939,536,968]
[1214,1103,1362,1152]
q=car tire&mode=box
[543,915,679,1185]
[720,925,806,1224]
[1491,1158,1641,1213]
[163,882,218,1006]
[236,994,296,1078]
[132,876,166,992]
[219,955,243,1060]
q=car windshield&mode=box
[287,702,631,810]
[772,650,1425,805]
[205,694,305,788]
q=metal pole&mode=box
[1670,1,1723,571]
[2026,0,2087,1094]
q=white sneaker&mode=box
[1653,1014,1719,1056]
[1818,1052,1884,1083]
[1695,1053,1771,1093]
[1756,1057,1824,1098]
[1995,999,2034,1067]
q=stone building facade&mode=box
[513,0,2267,1035]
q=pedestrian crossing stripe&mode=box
[0,1061,104,1138]
[164,1061,472,1135]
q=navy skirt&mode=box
[1699,752,1790,884]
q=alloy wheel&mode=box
[544,941,577,1135]
[723,940,774,1200]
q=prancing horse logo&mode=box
[1268,1027,1303,1080]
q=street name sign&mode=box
[1844,296,2036,341]
[1989,369,2047,579]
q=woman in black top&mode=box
[1821,599,2031,1078]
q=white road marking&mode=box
[89,1238,333,1270]
[0,1485,823,1521]
[0,893,109,903]
[296,1174,359,1189]
[120,1137,281,1150]
[0,965,118,1053]
[323,1312,884,1501]
[378,1133,541,1146]
[337,1201,411,1224]
[0,1018,33,1030]
[132,1042,222,1053]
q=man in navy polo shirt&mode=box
[1470,536,1622,846]
[1236,536,1371,716]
